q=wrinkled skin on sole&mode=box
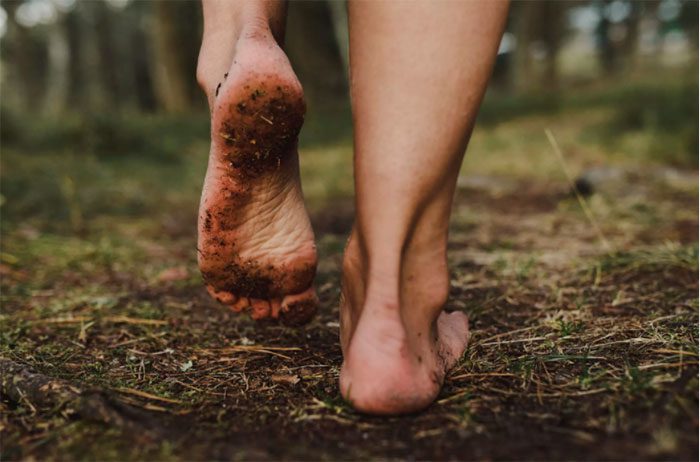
[197,40,318,325]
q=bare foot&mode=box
[339,233,470,415]
[197,31,318,325]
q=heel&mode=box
[214,74,305,179]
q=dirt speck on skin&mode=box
[200,255,316,302]
[222,261,276,298]
[216,78,305,179]
[203,210,213,232]
[280,297,318,326]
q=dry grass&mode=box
[1,74,697,460]
[1,160,696,460]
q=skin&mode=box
[197,0,318,325]
[340,0,509,415]
[197,0,509,414]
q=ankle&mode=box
[197,14,279,100]
[343,226,450,324]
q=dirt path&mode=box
[1,169,697,460]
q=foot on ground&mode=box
[196,31,318,326]
[339,234,470,414]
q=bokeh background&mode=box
[1,0,697,232]
[1,1,698,460]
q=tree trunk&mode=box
[511,1,536,91]
[596,1,617,75]
[150,1,191,113]
[43,18,71,115]
[73,1,108,112]
[2,0,45,113]
[541,1,565,89]
[285,1,347,109]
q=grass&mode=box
[0,70,697,460]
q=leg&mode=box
[340,0,509,413]
[196,0,318,325]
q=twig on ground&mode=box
[0,358,178,440]
[115,387,184,404]
[545,129,613,256]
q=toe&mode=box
[230,297,250,313]
[269,298,283,318]
[250,299,272,319]
[207,286,237,305]
[280,287,318,326]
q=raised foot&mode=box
[197,37,318,326]
[339,308,470,415]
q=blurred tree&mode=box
[595,0,659,75]
[42,10,69,115]
[94,1,132,109]
[2,0,47,113]
[595,1,616,74]
[619,1,642,71]
[680,0,699,49]
[285,0,347,108]
[510,1,535,90]
[2,0,694,119]
[151,1,196,112]
[510,0,569,91]
[128,2,158,112]
[540,1,567,88]
[73,1,108,112]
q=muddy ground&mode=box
[1,161,697,460]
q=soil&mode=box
[1,172,697,461]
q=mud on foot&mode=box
[197,37,318,326]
